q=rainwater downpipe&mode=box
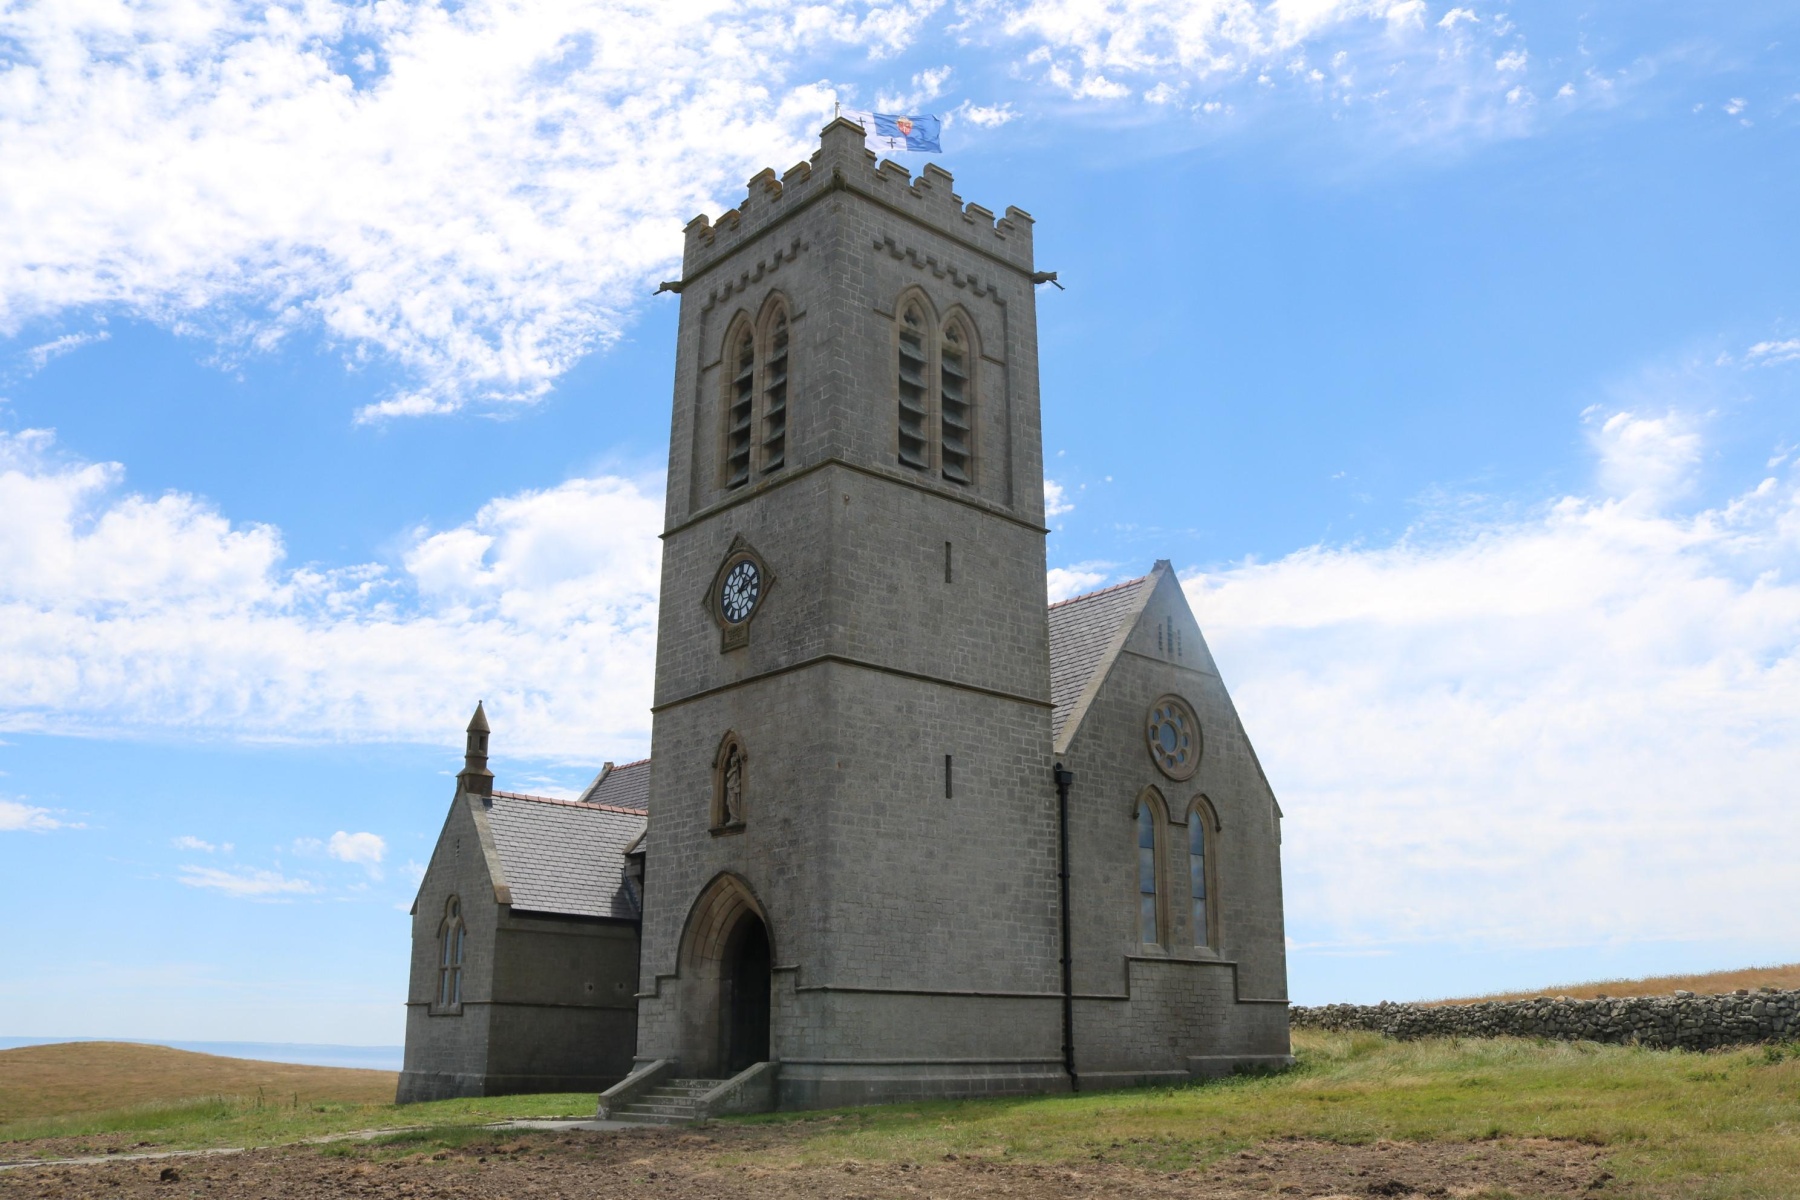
[1053,762,1078,1092]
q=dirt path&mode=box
[0,1126,1614,1198]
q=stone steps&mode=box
[609,1079,727,1125]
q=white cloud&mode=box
[0,1,926,419]
[0,799,64,832]
[178,865,319,899]
[1048,563,1112,602]
[328,830,386,867]
[1725,97,1747,115]
[1588,408,1701,510]
[1746,338,1800,366]
[21,330,109,374]
[960,101,1020,126]
[172,835,231,853]
[1183,409,1800,953]
[1045,478,1074,518]
[994,0,1541,144]
[0,428,661,759]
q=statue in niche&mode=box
[722,742,744,825]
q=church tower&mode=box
[633,119,1063,1106]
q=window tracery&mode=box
[437,896,465,1010]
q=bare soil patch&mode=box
[0,1127,1613,1199]
[0,1043,395,1121]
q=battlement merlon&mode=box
[679,117,1035,282]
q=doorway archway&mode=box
[677,873,774,1077]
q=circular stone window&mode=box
[1145,695,1201,781]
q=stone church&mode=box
[399,119,1291,1112]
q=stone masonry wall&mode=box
[1292,990,1800,1051]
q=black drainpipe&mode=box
[1053,762,1078,1092]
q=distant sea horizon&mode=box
[0,1037,404,1072]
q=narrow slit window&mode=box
[944,540,953,583]
[1189,815,1210,948]
[725,329,755,488]
[940,322,971,483]
[945,753,953,799]
[897,306,929,470]
[1137,804,1160,945]
[761,313,788,473]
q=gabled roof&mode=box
[1047,571,1156,749]
[484,790,647,920]
[577,758,651,810]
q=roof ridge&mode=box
[609,757,651,770]
[1047,572,1150,611]
[490,789,647,817]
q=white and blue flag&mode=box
[844,109,942,154]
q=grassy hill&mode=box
[0,1041,396,1122]
[1428,962,1800,1005]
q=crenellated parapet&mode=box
[681,118,1034,281]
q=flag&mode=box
[857,111,942,154]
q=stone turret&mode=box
[458,702,493,797]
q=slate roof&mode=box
[484,789,647,920]
[1047,573,1153,747]
[578,758,651,811]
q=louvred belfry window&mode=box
[762,313,788,473]
[725,327,756,488]
[940,322,971,483]
[897,305,929,470]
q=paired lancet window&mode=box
[896,298,975,483]
[1135,792,1219,950]
[438,896,465,1010]
[723,300,791,489]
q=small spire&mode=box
[459,701,494,797]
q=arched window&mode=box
[939,318,972,484]
[897,303,929,470]
[761,309,789,473]
[438,896,465,1010]
[724,324,756,488]
[1188,797,1219,949]
[1135,789,1166,946]
[712,731,748,831]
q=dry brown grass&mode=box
[0,1041,396,1122]
[1423,962,1800,1005]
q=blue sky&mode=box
[2,0,1797,1045]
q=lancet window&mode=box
[894,298,976,483]
[1136,790,1166,946]
[897,304,930,470]
[1188,798,1217,949]
[721,297,793,490]
[437,896,466,1010]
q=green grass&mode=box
[0,1091,591,1155]
[6,1033,1799,1196]
[718,1032,1800,1197]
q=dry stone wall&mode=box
[1291,990,1800,1051]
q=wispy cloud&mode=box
[172,835,231,853]
[21,330,109,374]
[1184,407,1800,952]
[0,798,67,832]
[177,865,319,899]
[1047,561,1113,601]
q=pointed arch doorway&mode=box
[679,873,773,1077]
